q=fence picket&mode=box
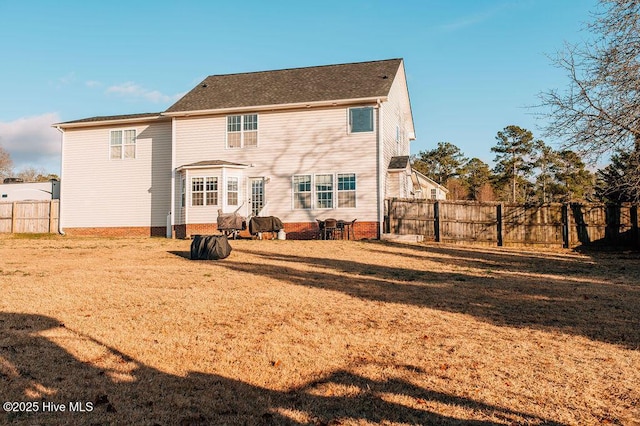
[385,199,639,248]
[0,200,59,234]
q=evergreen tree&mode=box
[491,125,535,202]
[413,142,467,186]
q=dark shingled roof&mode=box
[166,59,403,113]
[58,112,162,125]
[388,156,410,170]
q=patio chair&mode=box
[323,218,338,240]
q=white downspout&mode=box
[376,98,384,239]
[55,126,65,235]
[169,117,177,238]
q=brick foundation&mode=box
[64,222,380,240]
[64,226,166,237]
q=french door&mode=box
[250,178,265,216]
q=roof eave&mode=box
[53,114,168,130]
[176,163,250,172]
[163,96,388,118]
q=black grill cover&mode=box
[190,235,232,260]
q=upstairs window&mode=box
[227,114,258,148]
[110,129,136,159]
[349,107,373,133]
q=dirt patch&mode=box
[0,236,638,425]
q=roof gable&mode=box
[166,59,403,113]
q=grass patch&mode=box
[0,238,638,425]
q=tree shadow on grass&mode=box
[222,243,639,349]
[0,312,562,425]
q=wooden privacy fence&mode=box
[386,198,640,248]
[0,200,59,234]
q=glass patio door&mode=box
[250,178,265,216]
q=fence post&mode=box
[388,198,395,234]
[631,204,639,248]
[561,203,570,248]
[49,200,55,233]
[496,204,503,247]
[11,202,17,234]
[434,201,440,242]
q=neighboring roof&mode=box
[166,58,403,114]
[388,156,410,171]
[176,160,249,170]
[411,169,449,193]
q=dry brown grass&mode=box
[0,235,638,425]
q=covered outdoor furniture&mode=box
[249,216,284,237]
[217,210,246,239]
[190,234,232,260]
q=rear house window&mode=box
[349,107,374,133]
[110,129,136,159]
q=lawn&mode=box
[0,236,638,425]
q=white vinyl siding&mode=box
[174,106,378,223]
[61,120,172,228]
[382,62,414,199]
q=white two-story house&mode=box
[55,59,416,239]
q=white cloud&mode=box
[85,80,102,88]
[438,3,510,32]
[106,82,182,104]
[0,113,61,174]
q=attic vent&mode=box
[201,83,208,88]
[381,75,388,79]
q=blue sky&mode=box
[0,0,596,174]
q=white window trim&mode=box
[291,172,358,210]
[291,175,312,210]
[227,176,239,206]
[109,128,137,160]
[226,114,259,149]
[337,172,357,209]
[181,177,186,208]
[190,176,219,207]
[347,107,375,134]
[315,173,334,210]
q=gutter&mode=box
[169,118,177,238]
[162,96,387,118]
[54,114,167,130]
[376,98,384,239]
[54,125,65,235]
